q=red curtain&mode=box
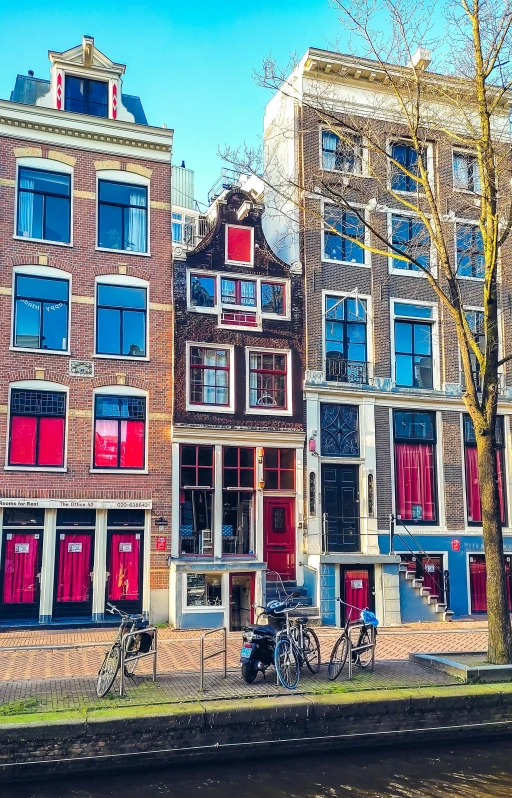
[395,443,435,521]
[94,420,118,467]
[469,556,512,613]
[108,533,140,601]
[56,534,92,603]
[10,417,37,465]
[2,534,38,604]
[465,447,505,523]
[120,421,144,468]
[344,570,369,616]
[38,417,65,466]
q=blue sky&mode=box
[0,0,340,206]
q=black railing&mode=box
[390,514,451,610]
[326,357,369,384]
[321,513,361,553]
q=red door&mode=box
[106,531,143,614]
[53,532,94,618]
[263,497,296,581]
[341,567,374,623]
[0,532,43,619]
[421,556,444,602]
[469,555,512,613]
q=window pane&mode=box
[396,354,413,386]
[124,206,147,252]
[122,311,146,356]
[261,283,285,314]
[395,442,436,521]
[42,302,68,351]
[15,299,40,348]
[190,276,216,307]
[394,303,432,319]
[97,308,121,355]
[98,203,123,249]
[394,411,435,441]
[98,285,146,309]
[120,421,145,468]
[10,416,37,465]
[239,448,254,469]
[224,447,238,468]
[280,449,295,470]
[94,420,119,467]
[413,324,432,355]
[17,275,68,302]
[45,195,70,243]
[17,191,43,239]
[395,322,412,353]
[19,168,70,196]
[38,417,65,466]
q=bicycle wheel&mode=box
[274,638,300,690]
[303,628,321,674]
[328,634,349,681]
[96,644,121,697]
[355,628,373,669]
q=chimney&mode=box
[181,160,186,168]
[28,70,34,77]
[409,46,432,71]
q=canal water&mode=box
[4,739,512,797]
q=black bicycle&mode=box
[96,602,151,697]
[327,599,379,681]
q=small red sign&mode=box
[452,539,461,552]
[156,536,167,552]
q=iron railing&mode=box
[326,357,369,384]
[390,514,451,610]
[321,512,361,554]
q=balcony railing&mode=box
[326,357,369,384]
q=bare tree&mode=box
[224,0,512,662]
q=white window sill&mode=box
[225,260,253,268]
[95,246,151,258]
[10,346,71,356]
[246,407,293,417]
[321,167,370,178]
[187,306,218,315]
[93,353,150,362]
[13,235,72,248]
[218,323,262,332]
[321,257,370,268]
[455,274,484,282]
[4,465,67,473]
[185,605,226,612]
[89,468,148,475]
[186,404,235,414]
[389,266,430,278]
[453,186,479,196]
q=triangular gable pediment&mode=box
[49,37,125,77]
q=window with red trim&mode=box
[180,445,214,487]
[94,395,145,469]
[9,390,66,467]
[464,415,506,524]
[249,352,288,409]
[223,447,255,488]
[179,445,214,556]
[393,410,437,524]
[263,448,295,490]
[189,347,230,406]
[226,225,253,264]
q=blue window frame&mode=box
[320,404,360,457]
[65,76,108,118]
[390,142,425,192]
[324,207,365,263]
[391,215,430,271]
[96,284,147,357]
[98,181,148,253]
[456,224,484,278]
[14,275,69,351]
[17,167,71,243]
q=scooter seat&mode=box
[247,625,275,635]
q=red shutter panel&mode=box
[94,420,119,467]
[226,226,252,264]
[120,420,145,468]
[10,416,37,465]
[38,417,65,466]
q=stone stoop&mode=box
[399,564,454,622]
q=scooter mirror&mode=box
[291,591,301,598]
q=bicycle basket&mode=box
[361,609,379,627]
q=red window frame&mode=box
[223,447,255,489]
[248,351,288,409]
[220,278,257,308]
[189,346,230,406]
[225,225,253,265]
[93,396,146,470]
[263,448,295,490]
[9,390,66,467]
[180,445,214,487]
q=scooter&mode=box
[240,591,301,683]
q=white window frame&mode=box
[386,138,435,196]
[183,571,225,611]
[390,298,440,391]
[90,385,149,474]
[172,210,198,244]
[321,200,371,267]
[14,156,74,248]
[94,273,150,361]
[225,224,254,267]
[95,169,151,257]
[186,342,235,414]
[318,126,369,176]
[458,305,504,387]
[245,347,293,416]
[452,148,481,194]
[387,210,437,278]
[322,290,374,383]
[454,219,485,282]
[11,265,72,356]
[5,379,69,473]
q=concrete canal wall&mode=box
[2,685,512,781]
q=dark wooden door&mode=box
[322,465,360,552]
[263,497,296,581]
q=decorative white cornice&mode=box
[172,425,305,446]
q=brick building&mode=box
[263,47,512,623]
[170,186,306,629]
[0,37,173,625]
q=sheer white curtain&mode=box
[126,188,147,252]
[18,175,35,238]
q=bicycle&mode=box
[96,602,150,697]
[274,609,321,690]
[327,599,379,681]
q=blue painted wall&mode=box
[320,563,336,625]
[180,611,224,629]
[379,533,512,617]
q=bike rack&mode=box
[199,626,227,690]
[119,627,158,698]
[347,624,376,680]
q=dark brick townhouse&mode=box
[0,36,173,625]
[263,47,512,624]
[170,188,306,629]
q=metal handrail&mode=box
[119,627,157,698]
[391,514,451,610]
[199,626,227,690]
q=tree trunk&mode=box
[476,431,512,663]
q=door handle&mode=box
[105,571,110,582]
[90,571,94,581]
[36,572,41,582]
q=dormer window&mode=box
[65,76,108,118]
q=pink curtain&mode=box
[465,447,505,523]
[395,443,435,522]
[10,417,37,465]
[56,534,92,603]
[470,557,487,612]
[108,533,140,601]
[120,421,144,468]
[2,534,38,604]
[344,570,369,617]
[94,420,118,467]
[38,417,65,466]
